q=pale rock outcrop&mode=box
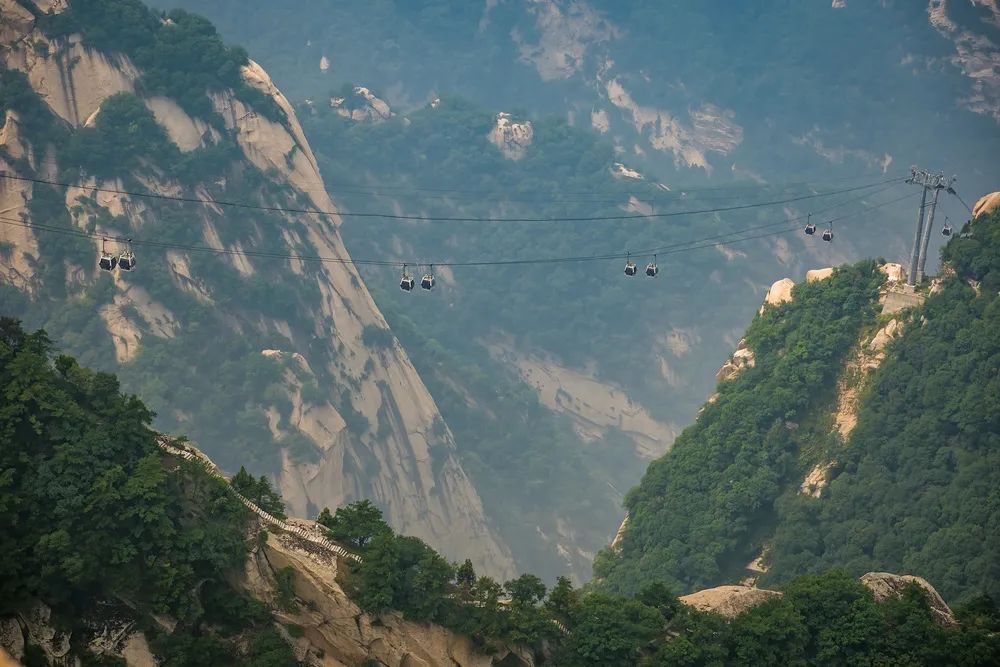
[879,262,906,284]
[603,77,742,171]
[763,278,795,308]
[867,319,899,354]
[17,602,72,666]
[0,618,24,664]
[0,0,34,46]
[800,461,835,498]
[99,303,143,363]
[806,267,835,282]
[973,191,1000,218]
[927,0,1000,123]
[715,339,755,383]
[488,112,534,161]
[3,31,139,127]
[490,344,677,458]
[591,108,610,133]
[610,513,629,550]
[611,162,643,179]
[512,0,619,81]
[120,633,156,667]
[680,573,954,622]
[330,86,393,123]
[793,130,894,173]
[239,528,531,667]
[0,16,515,578]
[0,125,39,291]
[679,586,782,618]
[145,96,221,152]
[860,572,955,626]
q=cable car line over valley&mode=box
[0,184,919,290]
[0,172,904,224]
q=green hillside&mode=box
[3,315,998,665]
[597,209,1000,603]
[0,317,296,666]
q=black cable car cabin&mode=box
[421,273,435,290]
[941,222,953,237]
[99,253,118,271]
[646,262,659,277]
[98,238,117,271]
[822,228,834,242]
[399,266,415,291]
[804,223,817,235]
[119,251,136,271]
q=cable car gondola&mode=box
[645,255,659,277]
[804,214,816,236]
[941,217,953,237]
[421,267,435,291]
[118,239,136,271]
[822,226,834,242]
[399,265,415,292]
[624,253,638,277]
[98,238,118,271]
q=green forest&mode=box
[762,210,1000,601]
[594,260,885,595]
[0,317,297,666]
[598,209,1000,604]
[4,317,999,665]
[319,499,1000,667]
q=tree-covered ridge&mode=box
[320,501,1000,666]
[594,261,885,596]
[0,317,299,666]
[29,0,281,122]
[763,210,1000,602]
[2,320,998,666]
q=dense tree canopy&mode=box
[764,211,1000,602]
[0,318,296,665]
[595,261,885,595]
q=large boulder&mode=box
[488,113,534,161]
[679,586,782,618]
[973,191,1000,219]
[860,572,955,626]
[879,262,906,284]
[764,278,795,307]
[806,267,835,282]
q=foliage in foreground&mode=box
[0,317,296,665]
[321,501,1000,666]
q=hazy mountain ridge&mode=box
[161,0,998,579]
[0,0,514,578]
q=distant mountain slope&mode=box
[0,0,513,577]
[597,203,1000,603]
[169,0,999,196]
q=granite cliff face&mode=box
[0,0,513,578]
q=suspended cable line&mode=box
[0,172,904,224]
[950,188,974,214]
[302,171,906,198]
[0,184,916,272]
[314,173,905,205]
